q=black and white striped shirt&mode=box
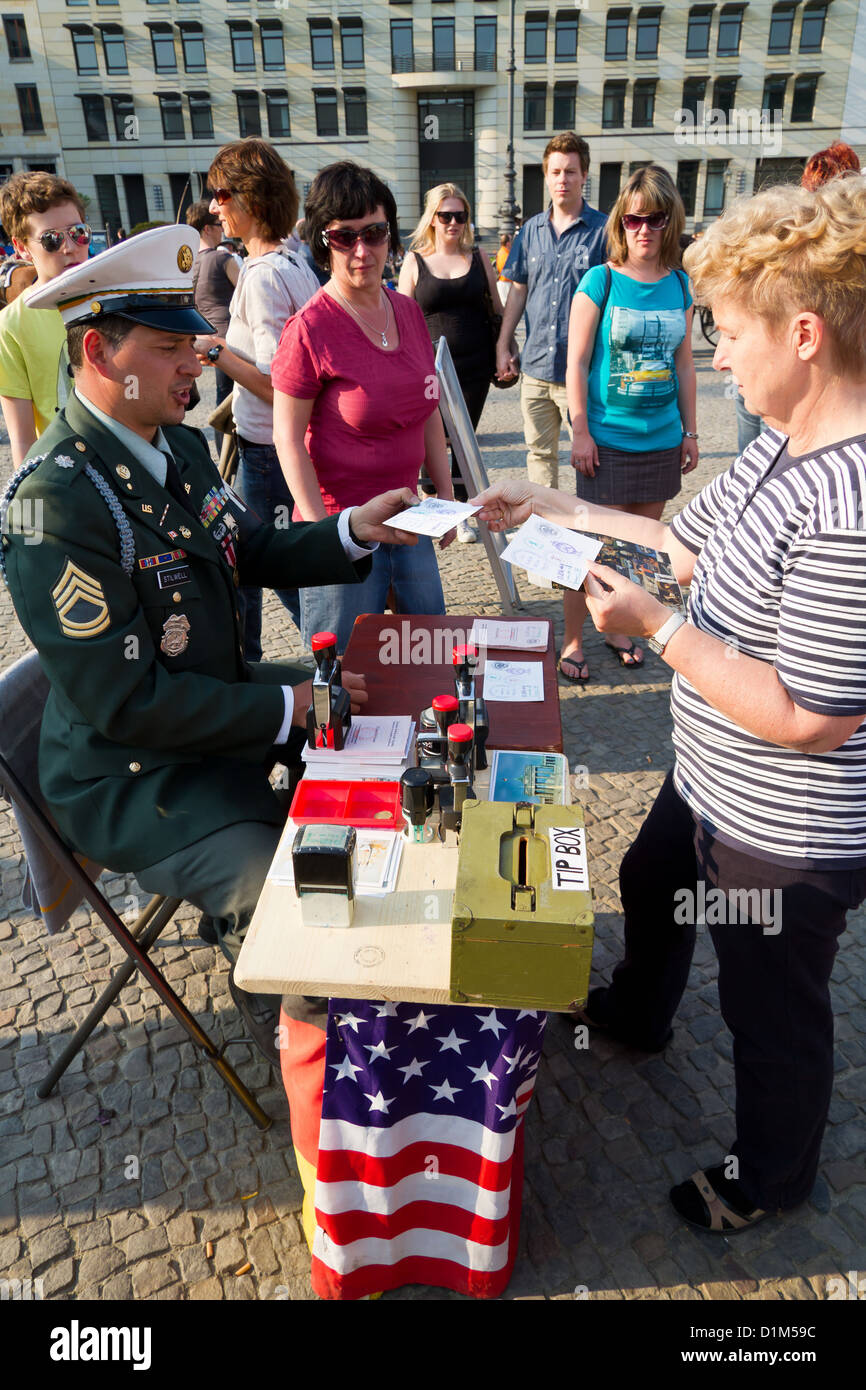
[669,428,866,867]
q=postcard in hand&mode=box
[580,533,685,613]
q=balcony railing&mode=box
[392,50,496,74]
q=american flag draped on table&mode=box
[279,999,546,1300]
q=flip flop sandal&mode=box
[605,641,645,668]
[558,654,590,683]
[670,1168,768,1234]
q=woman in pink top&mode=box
[272,161,453,652]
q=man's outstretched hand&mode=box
[350,489,422,546]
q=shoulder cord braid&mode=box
[0,456,45,585]
[84,464,136,576]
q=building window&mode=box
[475,16,496,71]
[717,5,744,56]
[598,162,622,213]
[800,3,826,52]
[179,22,206,73]
[602,79,626,127]
[314,88,339,137]
[228,21,255,72]
[676,160,699,215]
[79,94,109,142]
[235,90,261,138]
[110,92,135,140]
[148,23,176,73]
[762,75,787,117]
[791,73,819,122]
[4,15,31,62]
[704,159,728,215]
[188,91,213,140]
[265,89,290,139]
[99,25,127,75]
[158,92,185,140]
[390,18,413,73]
[144,0,169,5]
[344,87,367,136]
[686,5,713,57]
[433,17,455,69]
[69,25,99,75]
[553,80,576,127]
[632,77,656,126]
[309,18,335,69]
[681,76,708,120]
[340,17,364,69]
[555,10,578,61]
[524,11,548,64]
[713,76,738,118]
[636,7,661,58]
[753,155,807,190]
[523,82,547,131]
[768,2,795,53]
[16,85,43,133]
[259,19,284,71]
[95,173,121,230]
[605,9,630,60]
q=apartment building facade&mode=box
[0,0,863,238]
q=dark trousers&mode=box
[605,770,866,1211]
[235,438,301,662]
[421,371,490,502]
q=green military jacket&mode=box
[1,392,370,870]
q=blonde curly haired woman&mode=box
[475,174,866,1236]
[399,183,502,540]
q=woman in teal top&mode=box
[558,165,698,681]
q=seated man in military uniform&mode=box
[0,224,421,1050]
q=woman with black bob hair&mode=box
[272,161,453,653]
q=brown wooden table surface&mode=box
[342,614,563,754]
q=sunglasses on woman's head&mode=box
[436,210,468,225]
[621,212,669,232]
[34,223,91,253]
[322,222,390,252]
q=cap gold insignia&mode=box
[90,301,102,315]
[51,559,111,639]
[177,245,194,273]
[160,613,190,656]
[116,465,131,480]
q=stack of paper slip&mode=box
[269,824,405,897]
[468,618,550,651]
[301,715,416,781]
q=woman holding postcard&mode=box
[271,161,454,653]
[559,165,698,681]
[476,175,866,1234]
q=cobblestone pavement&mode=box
[1,334,864,1304]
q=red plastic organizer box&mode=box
[288,779,402,830]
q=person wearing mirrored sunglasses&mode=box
[398,183,503,542]
[272,160,453,654]
[559,164,698,682]
[0,171,91,468]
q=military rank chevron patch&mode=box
[51,558,111,638]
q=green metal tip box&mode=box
[450,800,594,1012]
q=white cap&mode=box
[26,224,214,333]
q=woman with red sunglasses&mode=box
[271,160,453,652]
[398,183,505,542]
[559,164,698,682]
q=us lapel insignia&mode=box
[51,559,111,639]
[160,613,190,656]
[142,503,154,514]
[184,483,192,494]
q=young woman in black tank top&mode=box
[399,184,501,534]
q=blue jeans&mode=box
[300,537,445,654]
[235,439,301,662]
[735,392,763,454]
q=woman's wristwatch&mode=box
[648,611,686,656]
[683,431,698,439]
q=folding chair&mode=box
[0,651,271,1130]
